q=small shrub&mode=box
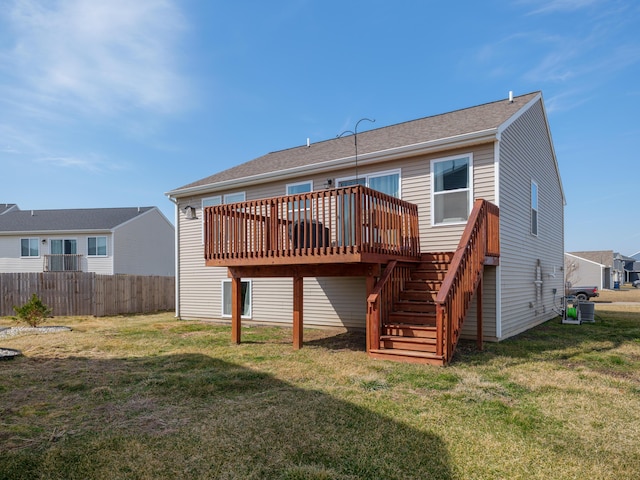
[13,294,53,327]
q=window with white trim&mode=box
[201,192,245,243]
[20,238,39,257]
[221,279,252,318]
[531,180,538,236]
[286,180,313,220]
[87,236,107,256]
[431,154,472,225]
[336,169,400,197]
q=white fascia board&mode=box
[166,128,498,199]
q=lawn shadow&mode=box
[303,329,367,352]
[0,352,452,480]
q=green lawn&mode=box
[1,308,639,479]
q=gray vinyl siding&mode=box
[112,209,175,276]
[0,236,44,272]
[461,265,498,341]
[498,99,565,339]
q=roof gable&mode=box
[170,92,541,195]
[0,207,156,233]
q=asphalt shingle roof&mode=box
[173,91,540,193]
[0,207,155,233]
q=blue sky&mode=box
[1,0,639,255]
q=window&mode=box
[202,193,245,243]
[49,239,79,271]
[21,238,39,257]
[336,170,400,198]
[335,170,401,245]
[222,279,251,318]
[88,236,107,256]
[287,181,313,220]
[431,155,472,225]
[531,180,538,236]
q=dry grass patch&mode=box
[1,312,640,479]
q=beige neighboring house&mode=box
[0,206,175,276]
[167,91,566,365]
[565,250,626,290]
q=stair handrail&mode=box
[366,260,398,352]
[434,199,499,363]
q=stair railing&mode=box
[435,199,499,363]
[366,260,412,352]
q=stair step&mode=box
[399,290,438,302]
[411,270,447,281]
[393,301,436,313]
[420,252,454,263]
[369,348,446,366]
[388,311,436,325]
[383,324,436,338]
[404,280,442,291]
[380,335,437,352]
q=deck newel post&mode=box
[231,274,242,344]
[293,275,303,350]
[365,275,377,353]
[436,304,444,358]
[476,275,483,351]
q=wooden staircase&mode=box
[369,253,452,365]
[366,199,500,366]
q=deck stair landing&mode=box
[370,252,453,365]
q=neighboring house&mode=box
[564,252,606,290]
[0,206,175,276]
[566,250,628,289]
[1,204,19,215]
[167,91,566,365]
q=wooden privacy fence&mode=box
[0,272,174,317]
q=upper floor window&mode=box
[88,236,107,256]
[287,181,313,220]
[531,180,538,236]
[21,238,39,257]
[202,192,246,243]
[336,170,401,198]
[431,154,472,225]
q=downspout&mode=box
[167,196,180,319]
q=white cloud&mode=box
[518,0,603,15]
[36,154,128,173]
[2,0,189,117]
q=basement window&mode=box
[221,279,252,318]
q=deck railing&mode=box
[44,254,83,272]
[204,185,420,265]
[435,199,499,363]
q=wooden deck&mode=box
[203,187,499,366]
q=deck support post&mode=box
[476,276,483,351]
[293,275,303,349]
[231,275,242,344]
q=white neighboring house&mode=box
[0,206,175,276]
